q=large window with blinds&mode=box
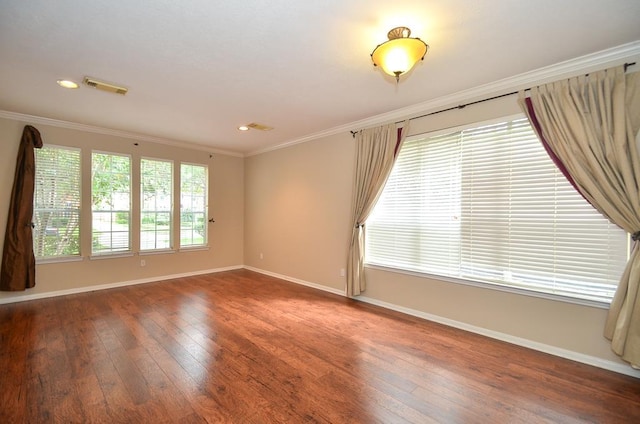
[33,145,81,259]
[365,117,628,303]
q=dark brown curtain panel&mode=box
[1,125,43,291]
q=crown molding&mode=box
[2,40,638,159]
[247,40,640,157]
[0,110,244,158]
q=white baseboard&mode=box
[0,265,243,305]
[356,295,640,379]
[243,266,345,296]
[245,266,640,379]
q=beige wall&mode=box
[0,116,244,301]
[244,95,633,370]
[244,135,354,291]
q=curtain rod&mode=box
[350,61,636,138]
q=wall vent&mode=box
[83,77,128,95]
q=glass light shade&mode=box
[56,79,79,89]
[371,28,428,80]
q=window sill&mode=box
[90,252,135,260]
[364,263,611,310]
[140,249,175,256]
[36,256,84,265]
[178,246,209,253]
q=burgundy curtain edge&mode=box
[394,127,403,157]
[524,97,586,198]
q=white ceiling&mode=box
[1,0,639,155]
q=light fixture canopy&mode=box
[371,27,428,82]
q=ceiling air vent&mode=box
[247,123,274,131]
[83,77,128,95]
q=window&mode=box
[366,117,628,303]
[91,152,131,255]
[33,145,81,259]
[141,158,173,251]
[180,163,208,247]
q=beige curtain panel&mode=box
[346,121,409,297]
[520,66,640,368]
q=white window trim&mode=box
[89,252,135,260]
[140,156,174,252]
[33,144,82,260]
[36,256,84,265]
[365,114,627,307]
[139,249,176,256]
[179,161,209,248]
[91,150,133,255]
[178,246,210,253]
[365,263,610,309]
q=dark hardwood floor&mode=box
[1,269,639,423]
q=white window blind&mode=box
[141,158,173,251]
[366,117,628,303]
[92,152,131,255]
[33,145,81,259]
[180,163,208,247]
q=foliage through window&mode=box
[92,152,131,255]
[366,117,628,303]
[180,163,208,247]
[33,145,81,259]
[141,158,173,251]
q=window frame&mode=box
[140,156,174,253]
[90,150,133,257]
[364,114,629,308]
[33,144,82,263]
[179,162,209,249]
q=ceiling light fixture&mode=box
[246,123,274,131]
[57,79,79,89]
[237,123,274,132]
[371,27,429,82]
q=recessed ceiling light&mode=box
[238,125,250,131]
[57,79,79,89]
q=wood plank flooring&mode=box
[1,269,639,423]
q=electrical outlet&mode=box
[340,268,346,277]
[260,253,264,260]
[140,259,146,267]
